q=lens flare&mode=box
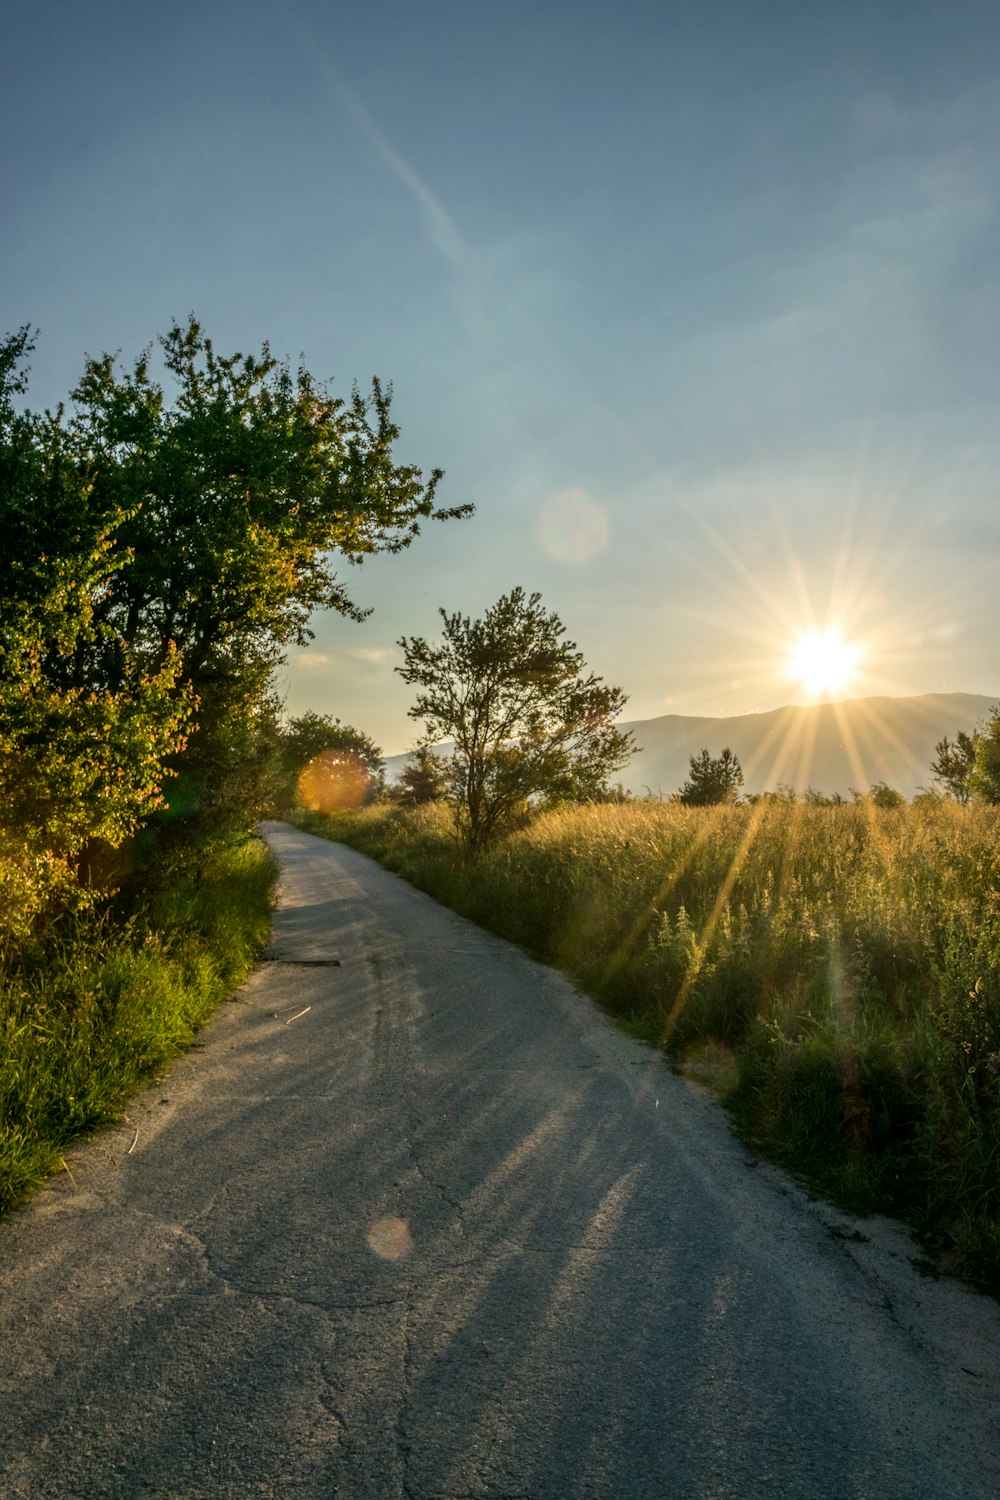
[788,629,860,696]
[297,751,371,812]
[537,488,609,566]
[366,1216,412,1260]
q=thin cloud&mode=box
[291,14,469,272]
[289,652,331,669]
[348,647,392,664]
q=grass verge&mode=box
[0,831,276,1212]
[299,799,1000,1290]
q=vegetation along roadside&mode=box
[0,316,467,1212]
[0,833,275,1211]
[302,795,1000,1292]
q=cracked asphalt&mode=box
[2,821,999,1498]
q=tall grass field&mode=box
[305,798,1000,1289]
[0,833,276,1212]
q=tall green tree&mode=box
[677,747,744,806]
[5,318,470,829]
[930,730,977,803]
[397,588,634,851]
[65,317,470,687]
[0,331,191,931]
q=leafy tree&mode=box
[0,331,191,931]
[4,318,469,829]
[394,745,449,806]
[279,713,385,811]
[930,731,977,804]
[62,317,470,686]
[163,688,285,833]
[280,712,384,785]
[677,747,744,806]
[397,588,634,851]
[970,708,1000,804]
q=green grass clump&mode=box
[0,832,276,1210]
[307,798,1000,1289]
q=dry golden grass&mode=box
[307,796,1000,1288]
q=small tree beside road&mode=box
[397,588,634,851]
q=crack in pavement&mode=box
[128,1209,411,1317]
[316,1359,349,1435]
[408,1140,467,1229]
[815,1216,933,1362]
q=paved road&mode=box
[2,823,999,1499]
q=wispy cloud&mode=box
[348,646,392,664]
[291,14,470,273]
[289,652,331,670]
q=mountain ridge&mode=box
[618,691,997,799]
[383,691,998,800]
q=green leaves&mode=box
[969,710,1000,804]
[398,588,634,851]
[931,712,1000,806]
[0,317,468,889]
[0,328,194,931]
[677,747,744,806]
[58,317,467,828]
[931,731,977,803]
[278,713,385,813]
[65,318,469,691]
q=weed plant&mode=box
[309,798,1000,1288]
[0,832,276,1211]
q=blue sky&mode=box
[6,0,1000,750]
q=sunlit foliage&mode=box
[931,730,977,803]
[0,330,191,931]
[398,588,634,851]
[49,316,467,831]
[279,712,384,814]
[0,833,275,1211]
[971,707,1000,805]
[62,318,469,688]
[0,318,464,914]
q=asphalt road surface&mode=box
[2,822,999,1499]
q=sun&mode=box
[788,628,860,696]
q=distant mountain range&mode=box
[619,692,998,799]
[385,693,998,800]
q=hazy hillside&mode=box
[619,693,997,799]
[385,693,997,800]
